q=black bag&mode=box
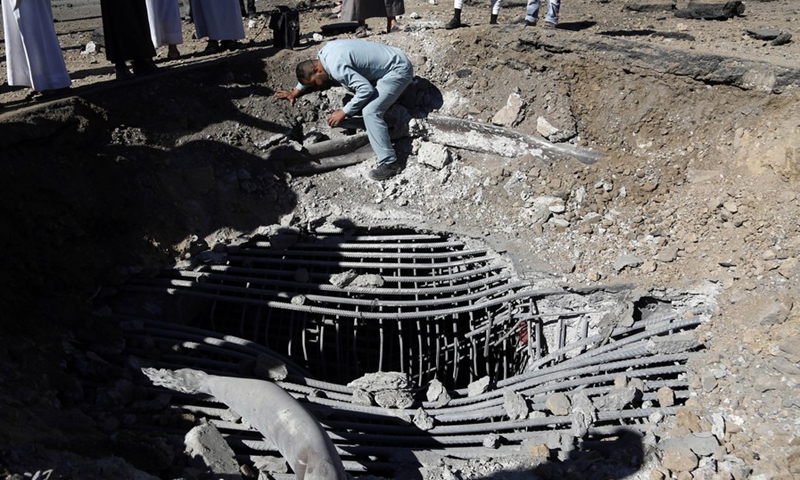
[269,6,300,50]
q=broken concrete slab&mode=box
[658,433,720,457]
[517,32,800,92]
[348,371,415,408]
[426,379,452,407]
[674,1,744,20]
[503,390,529,420]
[546,392,570,415]
[412,115,602,164]
[536,117,561,142]
[492,92,526,128]
[771,33,792,46]
[613,254,643,271]
[624,1,677,12]
[185,421,244,479]
[417,141,453,170]
[745,28,783,40]
[468,376,491,397]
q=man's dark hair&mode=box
[296,60,316,83]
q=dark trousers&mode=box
[100,0,156,63]
[239,0,256,16]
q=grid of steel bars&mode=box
[108,226,710,478]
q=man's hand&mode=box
[274,89,301,106]
[328,110,347,127]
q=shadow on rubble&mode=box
[555,21,597,31]
[471,428,645,480]
[80,50,287,140]
[0,94,297,333]
[399,76,444,119]
[1,44,286,127]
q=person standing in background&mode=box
[343,0,404,38]
[100,0,158,79]
[239,0,256,20]
[2,0,72,99]
[145,0,183,60]
[524,0,560,28]
[191,0,246,53]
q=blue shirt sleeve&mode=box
[331,66,375,116]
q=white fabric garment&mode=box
[145,0,183,47]
[190,0,245,41]
[2,0,71,91]
[453,0,502,14]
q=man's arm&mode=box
[337,67,376,116]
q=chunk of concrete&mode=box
[674,1,744,20]
[492,92,526,128]
[185,421,243,479]
[546,392,570,416]
[418,141,453,170]
[537,117,562,142]
[503,390,529,420]
[613,254,643,271]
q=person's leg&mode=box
[446,0,462,29]
[525,0,540,25]
[247,0,256,16]
[543,0,559,26]
[363,64,413,174]
[356,19,368,37]
[490,0,501,23]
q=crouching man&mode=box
[274,39,413,181]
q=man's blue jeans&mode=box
[362,62,414,166]
[526,0,560,25]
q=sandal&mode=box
[26,91,45,101]
[355,25,368,38]
[26,87,70,101]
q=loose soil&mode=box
[0,0,798,479]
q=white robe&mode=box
[145,0,183,47]
[2,0,71,91]
[190,0,245,41]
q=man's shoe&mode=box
[369,163,400,181]
[132,59,158,76]
[115,67,134,80]
[542,21,556,29]
[524,19,536,27]
[445,16,461,29]
[203,40,221,53]
[220,40,240,51]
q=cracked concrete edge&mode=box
[517,32,800,93]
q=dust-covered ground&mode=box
[0,0,799,479]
